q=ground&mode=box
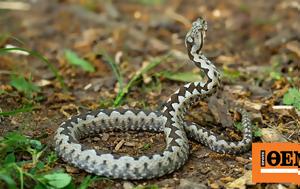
[0,0,299,189]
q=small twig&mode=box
[115,139,125,151]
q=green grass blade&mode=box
[0,173,17,189]
[9,75,40,98]
[0,105,34,116]
[159,71,202,82]
[114,54,170,106]
[78,175,99,189]
[0,33,25,45]
[100,50,124,95]
[283,88,300,110]
[0,47,67,91]
[64,49,95,72]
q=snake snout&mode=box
[193,17,207,32]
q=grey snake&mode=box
[54,18,252,180]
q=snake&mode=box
[54,18,252,180]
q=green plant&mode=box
[157,71,202,82]
[102,51,170,107]
[141,143,151,151]
[235,122,262,137]
[0,132,101,189]
[9,74,40,98]
[0,47,66,91]
[34,173,72,189]
[117,55,170,106]
[100,50,124,106]
[78,175,99,189]
[0,89,8,95]
[0,104,34,116]
[64,49,95,72]
[221,67,241,82]
[268,55,284,81]
[133,0,165,6]
[133,185,160,189]
[253,125,263,138]
[283,88,300,110]
[0,133,63,189]
[234,122,243,131]
[269,71,282,80]
[0,33,10,45]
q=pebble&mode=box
[102,133,110,141]
[124,142,136,147]
[235,156,251,164]
[178,179,207,189]
[65,165,80,174]
[226,170,253,189]
[209,183,219,189]
[93,137,100,142]
[261,128,287,142]
[123,181,135,189]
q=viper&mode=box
[54,18,252,180]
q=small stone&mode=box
[199,166,211,174]
[93,137,100,141]
[102,133,109,141]
[261,128,287,142]
[243,100,265,111]
[178,179,207,189]
[235,156,251,164]
[65,165,80,174]
[244,163,252,170]
[209,182,219,189]
[124,142,136,147]
[226,170,253,189]
[156,178,175,187]
[286,40,300,58]
[264,31,295,48]
[123,181,135,189]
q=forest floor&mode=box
[0,0,299,189]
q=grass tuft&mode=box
[0,132,101,189]
[0,47,67,91]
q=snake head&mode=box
[192,17,207,32]
[185,18,207,52]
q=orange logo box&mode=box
[252,143,300,184]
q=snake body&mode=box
[54,18,252,179]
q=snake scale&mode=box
[54,18,252,180]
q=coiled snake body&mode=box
[54,18,252,180]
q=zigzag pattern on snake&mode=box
[54,18,252,180]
